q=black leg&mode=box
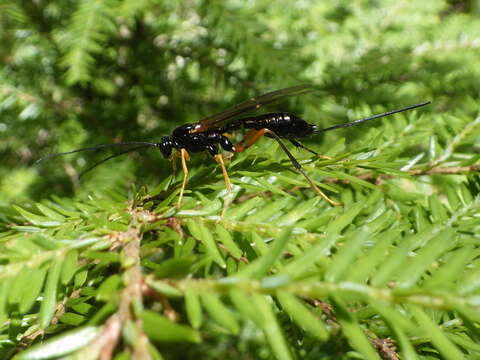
[265,130,341,206]
[289,139,319,156]
[289,139,332,159]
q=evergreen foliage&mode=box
[1,0,480,359]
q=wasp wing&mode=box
[195,84,314,131]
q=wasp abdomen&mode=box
[235,113,315,138]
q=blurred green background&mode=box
[1,0,479,204]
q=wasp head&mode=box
[157,136,175,158]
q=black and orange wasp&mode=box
[38,85,430,207]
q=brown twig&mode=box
[409,163,480,175]
[325,164,480,185]
[371,338,399,360]
[91,206,156,360]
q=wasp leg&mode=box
[214,153,233,216]
[177,148,191,208]
[234,129,268,153]
[222,132,235,140]
[265,130,342,206]
[214,154,232,192]
[288,139,332,160]
[168,152,179,188]
[233,128,340,205]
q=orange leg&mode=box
[222,132,235,140]
[214,154,232,192]
[236,129,257,147]
[214,153,233,216]
[177,148,191,208]
[235,129,268,153]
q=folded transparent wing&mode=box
[196,84,314,131]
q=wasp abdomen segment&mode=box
[229,113,316,138]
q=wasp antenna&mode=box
[79,145,152,178]
[36,141,158,163]
[313,101,431,134]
